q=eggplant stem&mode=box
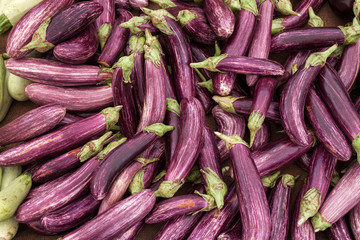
[311,212,332,232]
[298,187,321,226]
[248,110,265,147]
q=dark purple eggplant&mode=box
[284,50,312,77]
[246,0,274,87]
[155,97,205,198]
[41,193,100,233]
[217,218,242,239]
[0,104,65,146]
[350,201,360,239]
[53,25,98,65]
[90,123,174,200]
[6,58,112,86]
[21,2,103,53]
[280,45,337,147]
[114,221,144,240]
[6,0,75,59]
[0,107,120,166]
[94,0,115,49]
[328,0,355,20]
[216,132,271,240]
[316,64,360,162]
[60,189,156,240]
[25,83,113,112]
[326,217,353,240]
[252,121,271,151]
[98,10,132,67]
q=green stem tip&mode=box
[200,167,228,209]
[248,110,265,148]
[311,212,332,232]
[98,23,113,50]
[212,95,240,114]
[261,171,281,188]
[353,132,360,164]
[144,123,174,137]
[305,44,338,69]
[298,187,321,226]
[140,8,176,35]
[78,131,113,162]
[308,7,324,27]
[214,132,249,150]
[190,54,228,72]
[101,106,122,131]
[20,18,54,52]
[155,179,185,198]
[197,80,214,94]
[275,0,300,16]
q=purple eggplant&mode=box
[93,0,115,49]
[252,122,271,151]
[326,217,353,240]
[27,219,57,236]
[90,123,173,200]
[316,64,360,162]
[280,45,337,147]
[98,9,132,67]
[59,113,83,126]
[217,218,242,239]
[0,104,65,146]
[212,105,246,162]
[41,193,100,233]
[165,98,180,168]
[329,0,355,19]
[350,201,360,239]
[129,0,148,9]
[246,0,274,87]
[195,73,214,114]
[21,1,103,53]
[190,43,214,80]
[296,153,312,171]
[155,97,205,198]
[0,107,120,166]
[115,0,131,9]
[6,0,75,59]
[61,189,156,240]
[151,0,202,10]
[284,50,312,77]
[53,25,98,65]
[6,58,112,87]
[25,83,113,112]
[114,221,144,240]
[216,132,271,240]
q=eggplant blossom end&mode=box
[298,187,321,226]
[311,212,332,232]
[200,167,228,209]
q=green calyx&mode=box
[100,106,122,131]
[144,123,174,137]
[200,167,228,209]
[144,29,163,67]
[21,18,54,52]
[136,157,160,166]
[98,23,113,49]
[149,0,176,8]
[128,169,145,194]
[271,18,285,35]
[112,53,136,83]
[275,0,299,16]
[307,7,324,27]
[191,190,216,214]
[214,132,249,150]
[177,10,198,27]
[166,98,180,116]
[153,169,166,183]
[225,0,241,12]
[353,132,360,164]
[331,169,340,187]
[194,68,207,82]
[128,35,145,54]
[0,14,12,35]
[95,137,127,161]
[141,8,176,35]
[261,171,281,188]
[248,110,266,147]
[214,41,221,57]
[240,0,258,16]
[212,95,240,114]
[339,17,360,45]
[329,44,344,58]
[198,80,214,94]
[155,179,185,198]
[120,16,151,35]
[305,44,338,69]
[311,212,332,232]
[281,174,298,188]
[190,54,228,72]
[185,166,202,184]
[291,63,298,75]
[78,131,113,162]
[298,187,321,226]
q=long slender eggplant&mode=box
[316,64,360,162]
[25,84,113,112]
[6,58,112,87]
[164,98,180,168]
[0,104,65,146]
[41,193,100,233]
[98,10,132,67]
[53,25,98,65]
[246,0,274,87]
[6,0,75,58]
[136,30,166,132]
[93,0,115,49]
[350,201,360,239]
[114,221,144,240]
[216,132,271,240]
[280,45,337,147]
[212,105,246,162]
[91,123,174,200]
[155,97,205,198]
[252,122,271,151]
[60,189,156,240]
[21,1,104,53]
[142,8,195,100]
[217,218,242,239]
[59,113,83,126]
[326,217,353,240]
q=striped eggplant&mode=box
[93,0,115,49]
[27,219,57,235]
[326,217,352,240]
[195,73,213,114]
[296,153,312,171]
[217,218,242,239]
[114,221,144,240]
[164,99,180,169]
[252,122,271,151]
[59,113,83,126]
[350,201,360,239]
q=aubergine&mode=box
[328,0,355,20]
[296,153,312,171]
[25,83,113,112]
[93,0,115,49]
[27,219,57,236]
[217,218,242,239]
[0,104,65,146]
[114,221,144,240]
[194,72,214,114]
[326,217,353,240]
[59,113,83,126]
[190,43,214,80]
[252,121,271,151]
[349,201,360,240]
[164,98,180,168]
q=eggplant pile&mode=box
[2,0,360,239]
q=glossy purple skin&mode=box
[27,219,57,236]
[316,64,360,141]
[296,153,312,171]
[32,147,81,183]
[41,193,101,233]
[94,0,115,29]
[129,0,148,9]
[25,83,113,112]
[115,0,131,10]
[328,0,354,19]
[326,217,352,240]
[164,97,205,183]
[0,112,107,166]
[15,155,100,223]
[0,104,65,146]
[133,53,146,114]
[98,10,132,67]
[113,68,138,138]
[91,131,164,200]
[160,17,195,100]
[53,26,98,65]
[165,110,180,168]
[195,74,213,114]
[251,76,277,120]
[229,142,271,240]
[204,0,234,38]
[190,44,214,80]
[115,221,144,240]
[141,159,162,190]
[284,50,312,76]
[6,58,112,86]
[337,40,360,91]
[59,113,83,126]
[251,137,312,177]
[305,88,352,161]
[252,122,270,151]
[161,56,176,100]
[350,202,360,240]
[212,105,246,162]
[6,0,75,58]
[62,189,156,240]
[217,218,242,240]
[280,63,321,147]
[246,0,274,87]
[188,185,238,240]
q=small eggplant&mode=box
[93,0,115,49]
